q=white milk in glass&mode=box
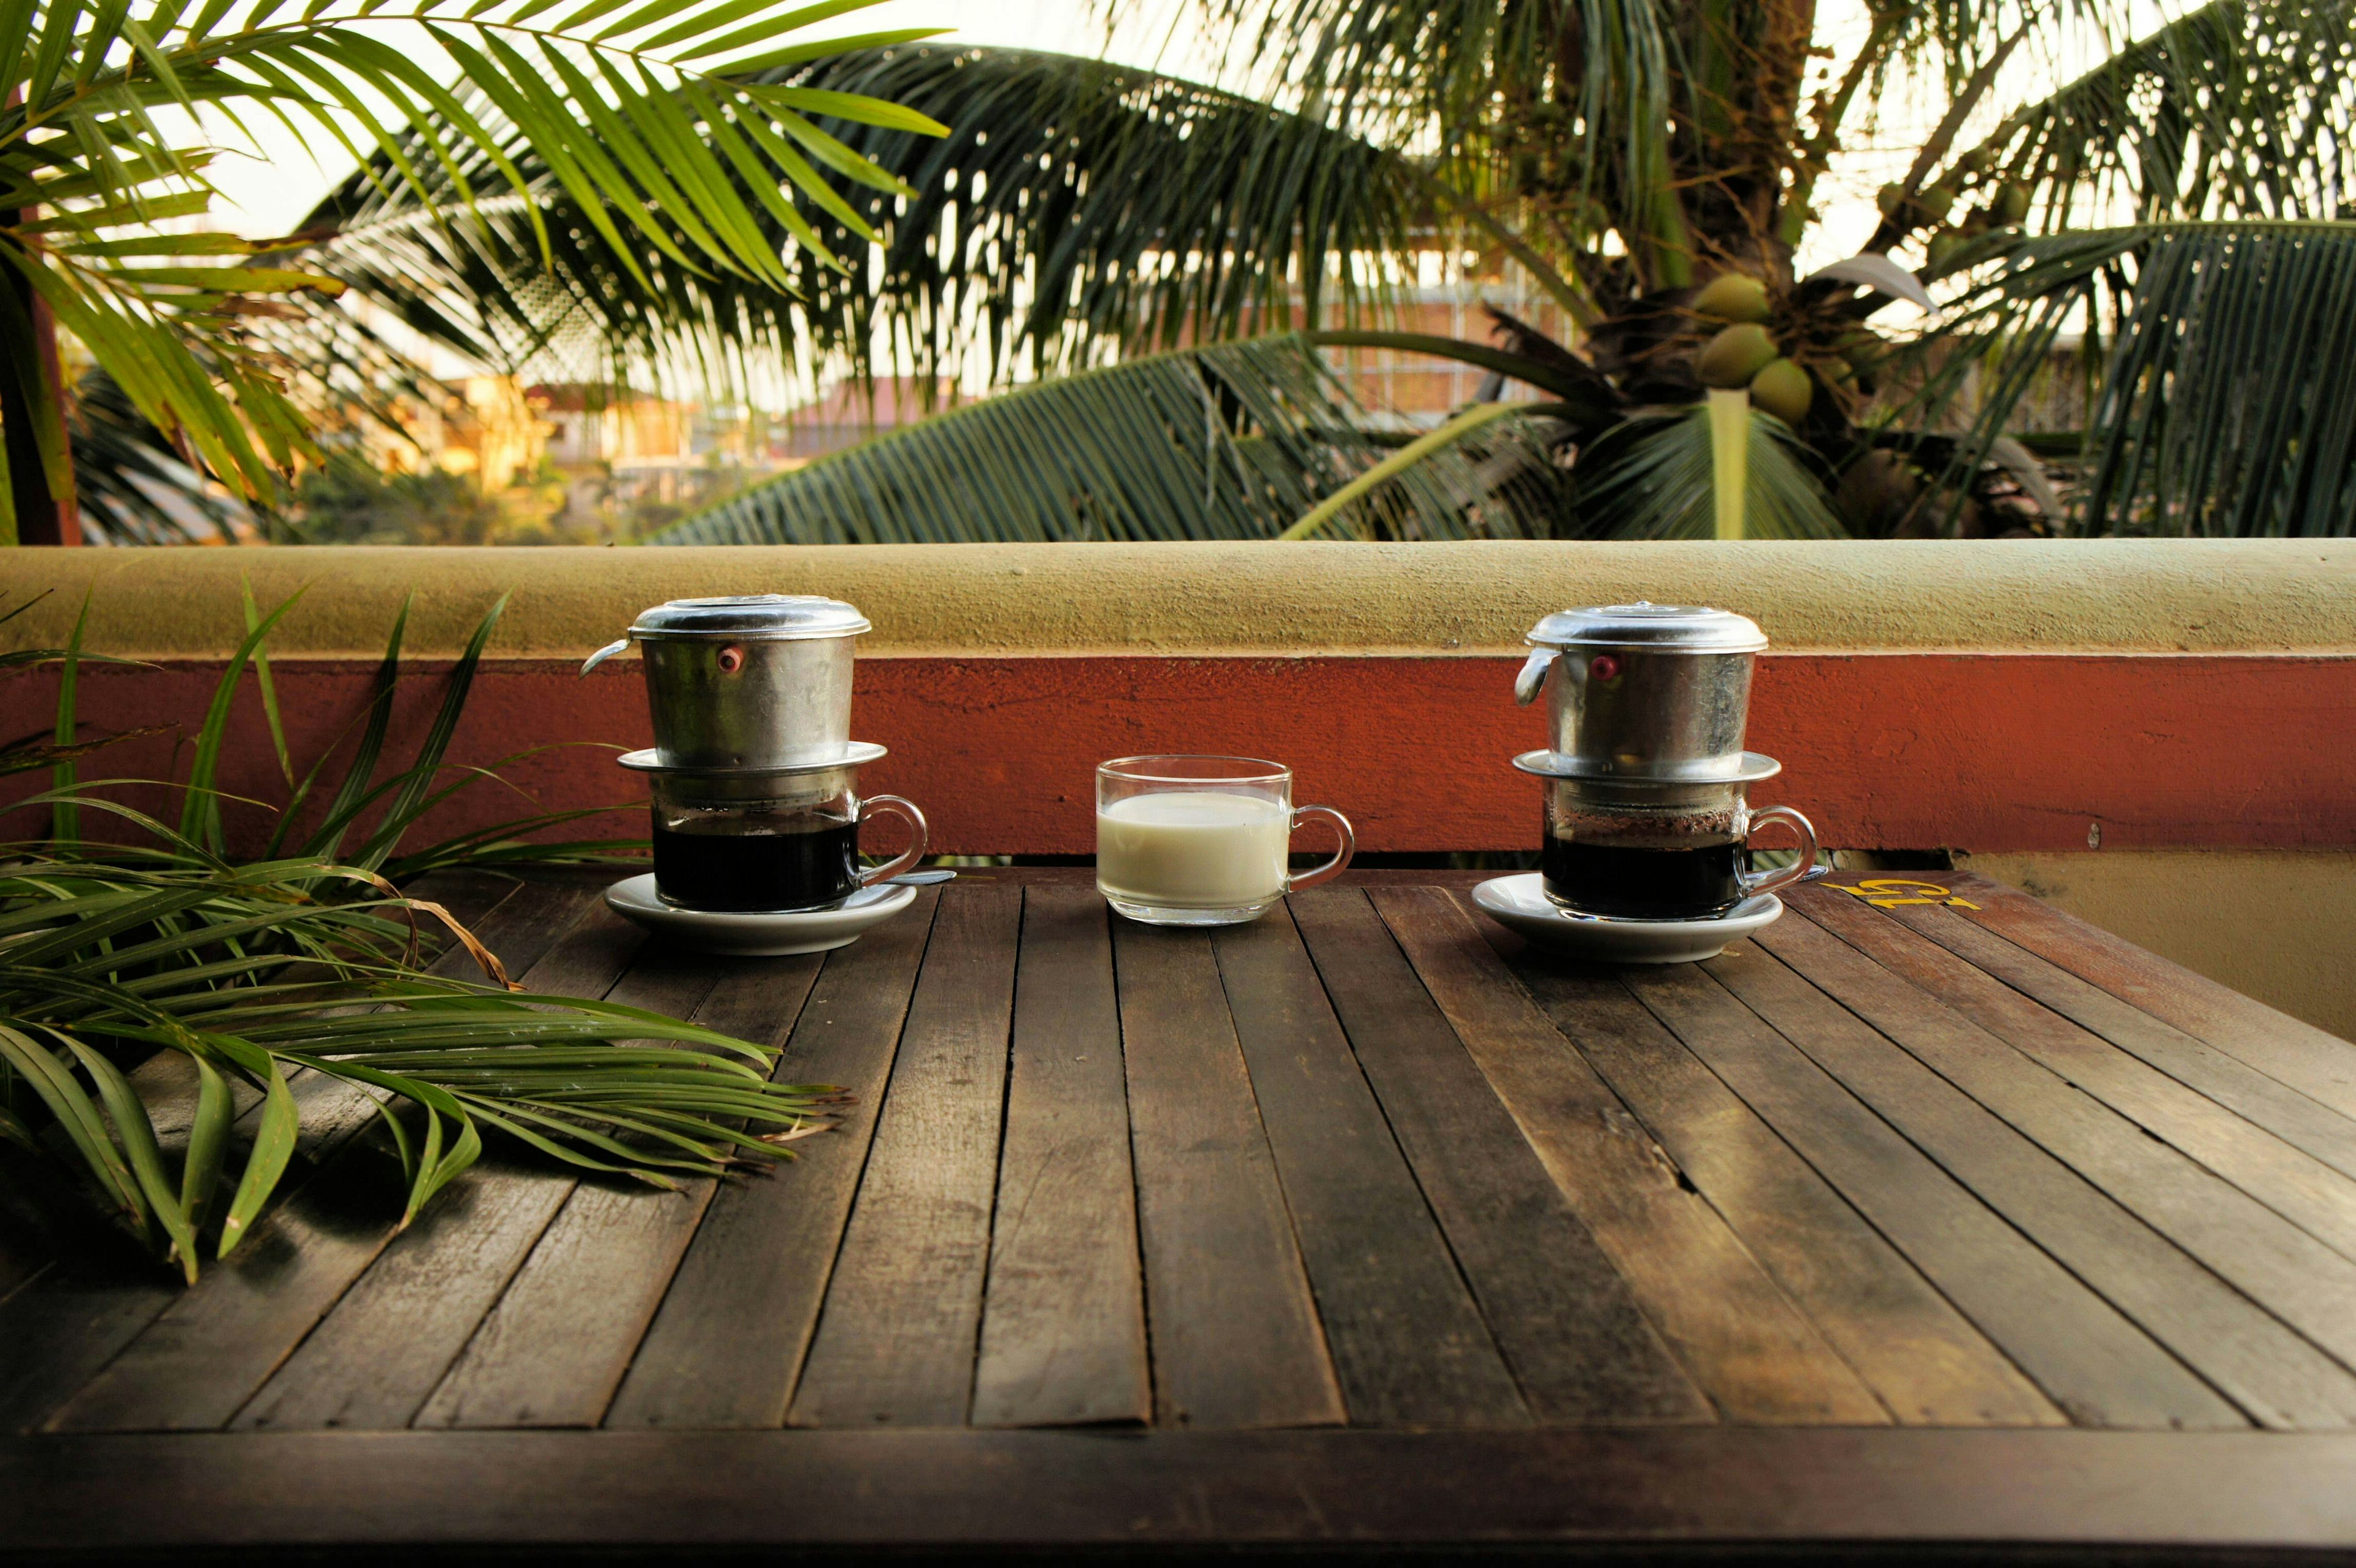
[1096,791,1290,909]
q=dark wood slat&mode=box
[0,1174,175,1434]
[1865,889,2356,1185]
[20,1428,2356,1553]
[1369,887,1887,1426]
[31,882,602,1437]
[1711,933,2327,1430]
[1286,887,1708,1426]
[606,890,939,1430]
[0,1190,52,1307]
[1494,944,2064,1428]
[240,913,712,1434]
[223,888,618,1435]
[1212,905,1530,1428]
[969,888,1150,1429]
[411,945,728,1430]
[1660,946,2216,1429]
[788,884,1021,1428]
[1803,886,2356,1262]
[1946,872,2356,1117]
[1770,900,2356,1380]
[229,1169,573,1432]
[1111,917,1345,1431]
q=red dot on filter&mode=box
[1590,655,1621,680]
[717,647,745,674]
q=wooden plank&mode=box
[1369,887,1887,1426]
[1711,932,2328,1430]
[1111,917,1344,1431]
[787,884,1021,1429]
[1945,872,2356,1117]
[1287,888,1707,1426]
[240,909,709,1434]
[1647,947,2209,1429]
[969,888,1150,1429]
[1805,886,2356,1260]
[1863,888,2356,1185]
[606,890,940,1430]
[1507,951,2065,1428]
[410,945,729,1430]
[1212,905,1529,1429]
[230,1170,574,1432]
[33,882,606,1436]
[1771,899,2356,1379]
[22,1427,2356,1553]
[0,1190,175,1434]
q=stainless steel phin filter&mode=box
[581,594,870,770]
[1513,601,1773,783]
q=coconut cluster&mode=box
[1878,161,2032,271]
[1690,275,1812,427]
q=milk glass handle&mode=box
[1284,805,1355,892]
[1739,805,1819,898]
[855,796,930,887]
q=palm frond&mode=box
[1949,0,2356,226]
[64,367,252,544]
[1841,221,2356,536]
[1573,403,1847,539]
[0,0,941,524]
[2074,224,2356,535]
[653,334,1571,544]
[302,44,1431,387]
[0,852,828,1280]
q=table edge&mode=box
[6,1429,2356,1553]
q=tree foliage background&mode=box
[40,0,2356,542]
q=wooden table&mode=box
[10,867,2356,1559]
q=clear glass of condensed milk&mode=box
[1095,755,1355,927]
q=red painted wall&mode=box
[4,653,2351,856]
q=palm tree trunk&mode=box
[2,279,80,546]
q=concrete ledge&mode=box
[6,539,2356,658]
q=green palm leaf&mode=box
[1573,404,1847,540]
[298,44,1430,386]
[0,0,943,535]
[2075,225,2356,536]
[653,333,1573,544]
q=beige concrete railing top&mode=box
[7,539,2355,658]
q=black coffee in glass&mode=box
[1541,831,1744,919]
[652,816,860,911]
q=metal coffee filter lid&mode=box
[1525,601,1766,654]
[625,594,871,641]
[617,741,888,777]
[1512,748,1782,785]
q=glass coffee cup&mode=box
[643,758,926,912]
[1096,755,1354,926]
[1541,775,1816,920]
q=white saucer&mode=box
[604,875,917,956]
[1471,874,1782,964]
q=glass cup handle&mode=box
[855,795,930,887]
[1740,805,1820,899]
[1284,805,1356,893]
